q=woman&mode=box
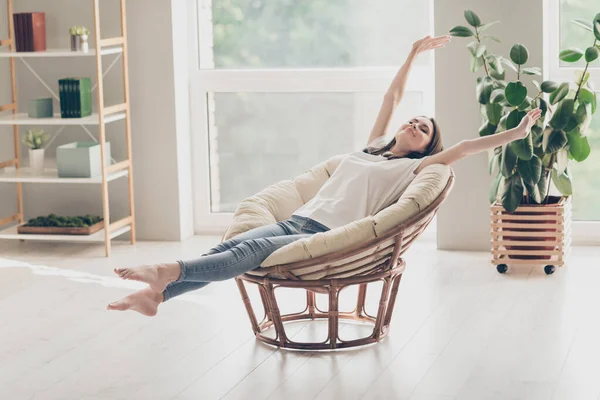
[108,35,541,316]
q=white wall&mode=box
[0,0,193,241]
[434,0,543,250]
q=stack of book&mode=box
[59,78,92,118]
[13,12,46,52]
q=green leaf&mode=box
[578,88,597,114]
[464,10,481,27]
[483,35,501,43]
[506,109,526,130]
[549,82,570,105]
[518,96,533,111]
[486,55,504,73]
[502,143,518,178]
[575,102,591,124]
[524,179,543,204]
[550,99,574,130]
[510,133,534,161]
[490,89,506,104]
[543,129,568,153]
[538,169,549,201]
[564,116,579,133]
[510,44,529,65]
[479,21,499,33]
[567,132,591,162]
[522,67,541,76]
[551,169,573,196]
[490,173,502,204]
[572,19,593,32]
[517,155,542,186]
[537,98,548,118]
[486,103,503,125]
[541,80,559,93]
[477,77,494,104]
[474,43,486,58]
[559,48,584,63]
[489,69,506,80]
[502,174,524,212]
[500,57,518,72]
[479,121,497,136]
[585,46,599,62]
[489,152,501,175]
[575,70,590,87]
[505,82,527,106]
[467,41,479,56]
[556,148,569,175]
[450,25,475,37]
[594,13,600,41]
[470,55,484,72]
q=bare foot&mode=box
[113,263,180,293]
[107,287,164,316]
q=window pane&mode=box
[559,0,600,68]
[207,0,430,69]
[571,104,600,221]
[207,91,425,212]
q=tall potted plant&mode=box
[450,10,599,274]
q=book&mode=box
[13,14,25,52]
[12,13,46,52]
[78,78,92,117]
[31,12,46,52]
[58,79,67,118]
[23,13,32,51]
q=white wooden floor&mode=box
[1,235,599,400]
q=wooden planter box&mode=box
[490,196,571,275]
[17,221,104,235]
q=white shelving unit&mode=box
[0,0,136,256]
[0,47,123,57]
[0,112,127,125]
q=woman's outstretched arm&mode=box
[414,108,543,174]
[366,35,451,146]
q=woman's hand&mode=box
[411,35,451,55]
[515,108,543,139]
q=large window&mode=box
[545,0,600,243]
[191,0,435,232]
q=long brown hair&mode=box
[363,117,444,160]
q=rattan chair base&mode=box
[236,260,405,350]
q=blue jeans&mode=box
[162,215,329,301]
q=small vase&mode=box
[70,35,81,51]
[29,148,45,174]
[80,34,89,53]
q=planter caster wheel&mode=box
[544,265,555,275]
[497,264,508,274]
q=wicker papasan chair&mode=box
[222,153,455,350]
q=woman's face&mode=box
[395,116,434,154]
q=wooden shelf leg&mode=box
[93,0,111,257]
[120,0,136,244]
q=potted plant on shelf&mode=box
[69,26,90,52]
[22,128,49,174]
[450,10,599,275]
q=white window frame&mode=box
[544,0,600,245]
[189,0,436,236]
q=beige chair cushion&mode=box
[223,154,451,279]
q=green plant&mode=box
[25,214,103,228]
[22,128,49,150]
[450,10,599,212]
[69,26,90,36]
